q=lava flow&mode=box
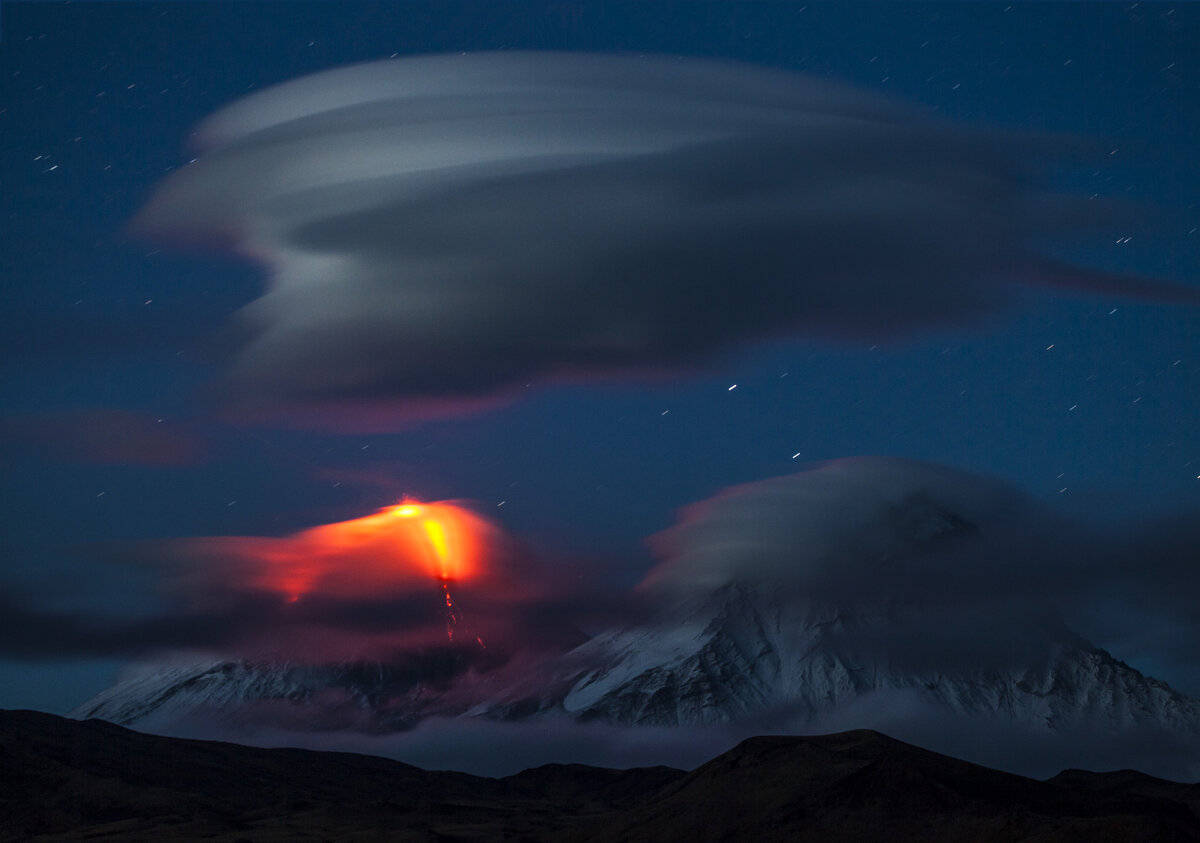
[395,503,483,645]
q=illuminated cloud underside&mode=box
[136,52,1191,421]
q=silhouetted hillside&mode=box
[2,710,1198,841]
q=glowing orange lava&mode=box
[238,499,491,602]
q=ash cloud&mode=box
[133,52,1195,424]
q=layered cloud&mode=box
[133,52,1194,423]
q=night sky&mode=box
[2,0,1199,728]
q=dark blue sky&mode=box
[2,2,1199,712]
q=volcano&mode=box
[70,576,497,732]
[73,458,1200,779]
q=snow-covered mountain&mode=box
[70,644,494,732]
[74,579,1200,736]
[71,458,1200,777]
[475,579,1200,735]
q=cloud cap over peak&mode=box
[641,455,1041,599]
[638,455,1200,694]
[135,52,1191,424]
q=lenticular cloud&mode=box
[135,52,1187,420]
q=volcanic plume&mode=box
[111,497,528,664]
[221,500,488,603]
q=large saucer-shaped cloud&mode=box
[135,52,1190,421]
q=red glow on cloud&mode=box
[127,499,590,662]
[5,409,204,466]
[196,500,494,604]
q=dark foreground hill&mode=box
[2,710,1198,841]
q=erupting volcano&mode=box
[246,499,495,650]
[69,498,509,730]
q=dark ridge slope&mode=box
[3,711,1198,842]
[578,730,1200,842]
